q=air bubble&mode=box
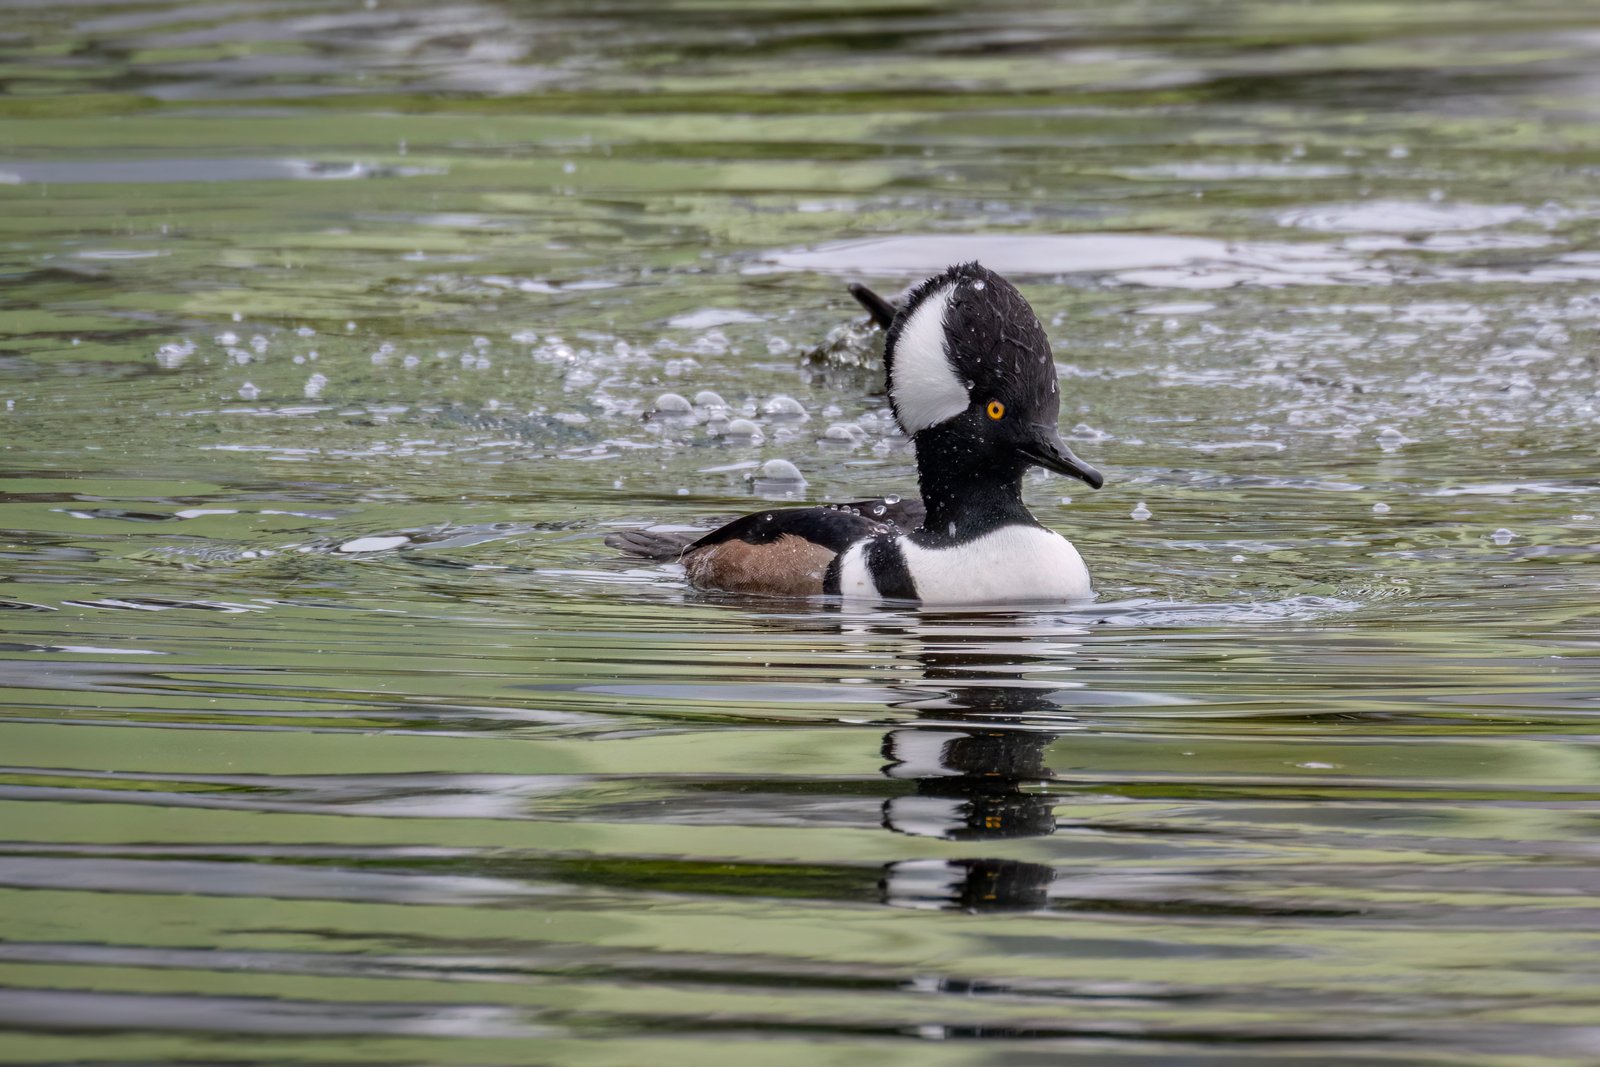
[1491,528,1514,545]
[155,340,196,369]
[653,392,694,415]
[721,418,763,442]
[238,382,259,401]
[823,423,866,444]
[1130,502,1152,521]
[1373,502,1391,514]
[762,395,808,418]
[754,458,806,484]
[692,390,726,409]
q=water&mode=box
[4,1,1600,1063]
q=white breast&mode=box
[899,525,1091,605]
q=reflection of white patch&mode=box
[890,285,967,432]
[834,540,877,598]
[882,730,964,779]
[882,858,965,906]
[901,525,1090,604]
[883,797,966,839]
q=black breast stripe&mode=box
[822,550,846,596]
[866,535,917,601]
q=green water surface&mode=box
[4,2,1600,1064]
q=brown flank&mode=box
[683,534,837,596]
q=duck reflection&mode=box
[873,615,1085,913]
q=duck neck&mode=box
[912,426,1036,546]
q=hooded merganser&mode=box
[609,261,1104,605]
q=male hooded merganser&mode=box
[609,261,1104,605]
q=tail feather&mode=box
[605,528,700,561]
[847,282,898,329]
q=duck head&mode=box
[882,262,1103,490]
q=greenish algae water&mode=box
[4,2,1600,1063]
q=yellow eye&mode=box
[986,400,1005,420]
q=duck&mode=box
[607,261,1104,605]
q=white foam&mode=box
[339,536,410,553]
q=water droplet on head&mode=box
[972,279,986,291]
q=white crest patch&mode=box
[890,284,968,433]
